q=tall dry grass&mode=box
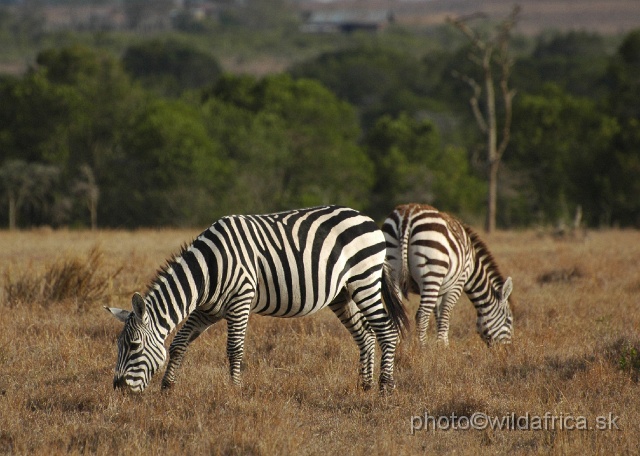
[0,228,638,454]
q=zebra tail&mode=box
[382,260,410,338]
[399,220,411,298]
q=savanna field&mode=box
[0,227,638,454]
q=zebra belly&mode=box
[250,268,344,318]
[250,284,339,318]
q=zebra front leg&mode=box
[329,297,376,391]
[225,305,251,386]
[162,310,222,389]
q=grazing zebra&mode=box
[382,203,513,347]
[105,205,409,393]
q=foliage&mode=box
[514,31,611,99]
[1,23,640,228]
[364,113,485,220]
[203,73,373,213]
[0,71,73,164]
[290,44,436,130]
[508,84,620,226]
[107,97,229,227]
[603,30,640,226]
[122,38,223,96]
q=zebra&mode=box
[382,203,513,347]
[105,205,409,393]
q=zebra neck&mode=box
[144,264,211,340]
[464,255,502,313]
[143,231,226,341]
[466,282,500,313]
[144,288,199,341]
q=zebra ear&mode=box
[501,277,513,302]
[131,292,147,321]
[104,306,130,323]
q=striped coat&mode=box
[106,206,408,392]
[382,204,513,346]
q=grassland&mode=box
[0,227,638,455]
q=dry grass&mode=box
[3,246,121,310]
[0,228,638,455]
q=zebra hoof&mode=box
[161,380,174,390]
[379,379,396,394]
[360,381,374,391]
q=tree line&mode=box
[1,24,639,229]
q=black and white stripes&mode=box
[106,206,408,392]
[382,204,513,347]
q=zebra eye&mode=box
[129,338,143,350]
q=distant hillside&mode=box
[299,0,640,35]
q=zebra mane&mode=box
[463,225,517,311]
[462,224,505,284]
[145,240,197,296]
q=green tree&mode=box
[509,84,619,226]
[109,98,229,227]
[0,72,73,165]
[122,39,223,97]
[514,31,610,99]
[0,160,60,230]
[35,46,144,171]
[603,29,640,225]
[364,113,485,221]
[203,74,374,213]
[33,45,150,227]
[290,45,434,130]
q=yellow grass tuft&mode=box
[2,246,121,309]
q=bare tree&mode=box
[448,6,519,233]
[73,164,100,230]
[0,160,60,230]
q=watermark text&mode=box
[410,412,620,434]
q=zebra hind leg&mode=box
[349,285,399,393]
[329,296,376,391]
[435,290,462,347]
[162,310,222,389]
[225,303,251,386]
[417,284,441,347]
[415,304,435,347]
[374,323,399,394]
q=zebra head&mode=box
[477,276,514,346]
[105,292,166,393]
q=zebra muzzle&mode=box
[113,376,127,390]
